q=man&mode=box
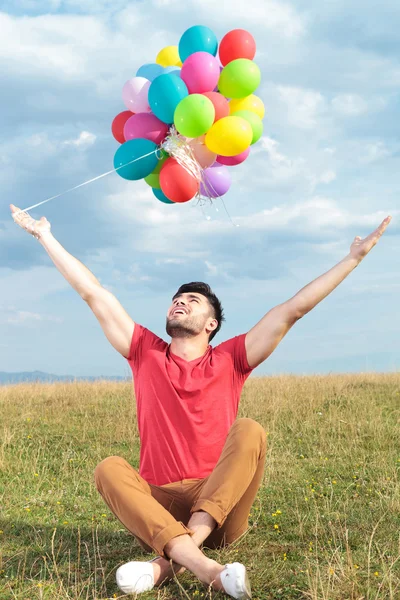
[10,204,391,599]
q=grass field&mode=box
[1,374,399,599]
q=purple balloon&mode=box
[217,147,250,166]
[124,112,168,145]
[200,164,231,198]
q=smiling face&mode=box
[166,292,218,340]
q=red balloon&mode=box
[112,110,134,144]
[219,29,256,66]
[202,92,230,122]
[217,147,250,166]
[160,158,199,203]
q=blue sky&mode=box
[1,0,399,377]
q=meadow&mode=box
[0,374,399,600]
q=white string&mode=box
[14,149,159,216]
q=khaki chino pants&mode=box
[94,418,267,559]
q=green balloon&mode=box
[232,110,263,144]
[144,155,168,188]
[153,155,168,174]
[218,59,261,99]
[144,172,161,189]
[174,94,215,138]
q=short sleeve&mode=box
[214,333,253,378]
[127,324,167,372]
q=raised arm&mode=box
[10,204,134,358]
[245,216,392,369]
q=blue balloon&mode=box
[163,66,181,76]
[152,187,175,204]
[114,139,159,180]
[179,25,218,62]
[136,63,164,82]
[148,73,188,124]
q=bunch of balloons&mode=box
[112,25,265,205]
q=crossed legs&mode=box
[94,418,267,590]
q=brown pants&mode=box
[94,418,267,559]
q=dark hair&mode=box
[173,282,225,342]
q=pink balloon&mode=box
[124,113,168,145]
[122,77,151,113]
[188,137,217,168]
[217,147,250,166]
[181,52,220,94]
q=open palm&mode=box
[10,204,51,239]
[350,216,392,261]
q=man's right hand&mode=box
[10,204,51,240]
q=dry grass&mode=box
[0,373,399,599]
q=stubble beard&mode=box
[166,315,204,338]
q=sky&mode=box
[1,0,399,377]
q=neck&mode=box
[169,335,210,361]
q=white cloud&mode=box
[0,266,69,304]
[331,93,387,116]
[63,131,96,148]
[3,308,63,325]
[205,261,218,276]
[277,85,326,129]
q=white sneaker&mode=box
[220,562,252,599]
[116,558,158,595]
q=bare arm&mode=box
[10,204,134,358]
[245,216,392,368]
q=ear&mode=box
[206,318,218,335]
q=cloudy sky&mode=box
[1,0,399,377]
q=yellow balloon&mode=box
[205,116,252,157]
[229,95,265,120]
[156,46,181,67]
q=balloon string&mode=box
[14,149,159,215]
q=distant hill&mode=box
[0,371,129,385]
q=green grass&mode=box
[1,374,399,599]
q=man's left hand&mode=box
[349,216,392,262]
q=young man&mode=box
[10,204,391,599]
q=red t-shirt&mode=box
[127,324,253,485]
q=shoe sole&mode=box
[242,568,252,599]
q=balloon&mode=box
[152,187,175,204]
[123,113,168,145]
[122,77,151,113]
[180,52,220,94]
[149,73,188,124]
[218,59,261,99]
[229,94,265,119]
[156,46,182,67]
[202,92,230,122]
[219,29,256,66]
[153,154,169,173]
[160,158,199,202]
[145,172,161,189]
[179,25,218,62]
[231,109,263,144]
[112,111,133,144]
[205,116,252,156]
[136,63,164,82]
[163,66,181,75]
[114,138,158,180]
[174,94,215,138]
[217,147,250,166]
[187,136,217,168]
[144,154,169,188]
[200,164,232,198]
